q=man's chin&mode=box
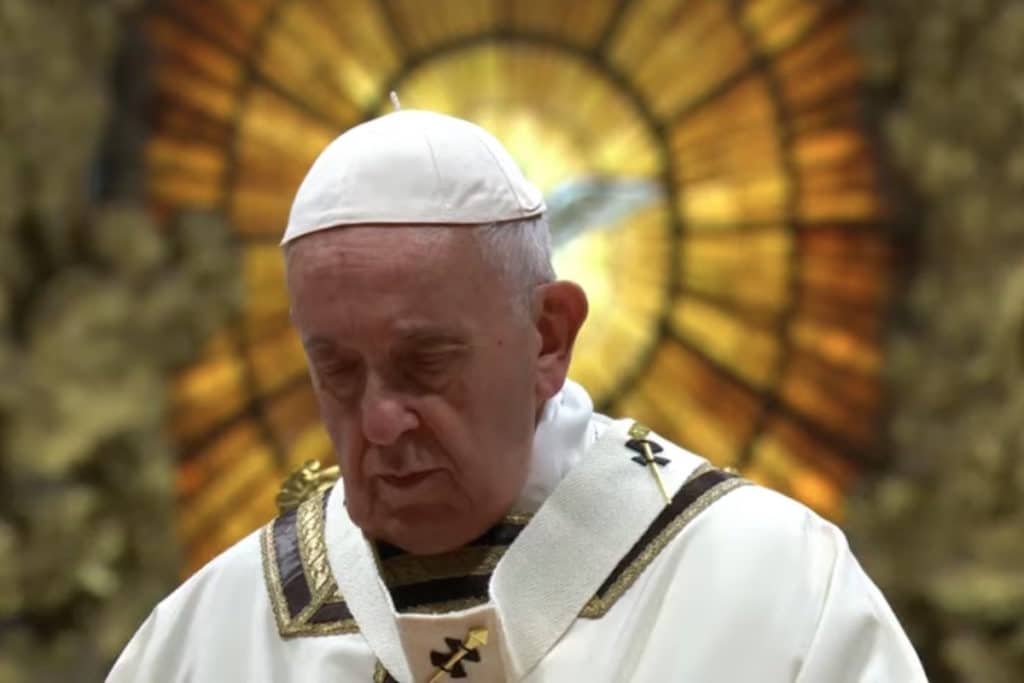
[371,511,495,556]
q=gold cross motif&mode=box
[628,422,671,505]
[427,627,488,682]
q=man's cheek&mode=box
[336,427,364,475]
[340,476,373,526]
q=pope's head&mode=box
[283,111,588,554]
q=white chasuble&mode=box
[108,382,926,682]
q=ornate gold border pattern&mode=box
[579,471,749,618]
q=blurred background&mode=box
[1,0,1022,680]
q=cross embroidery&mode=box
[429,638,482,679]
[625,438,668,467]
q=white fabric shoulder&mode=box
[105,530,269,681]
[669,485,927,682]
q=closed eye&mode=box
[411,354,453,373]
[404,359,452,383]
[401,349,466,387]
[315,361,362,387]
[313,363,364,405]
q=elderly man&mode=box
[109,111,926,682]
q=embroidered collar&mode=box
[373,514,532,615]
[263,446,747,681]
[261,383,751,682]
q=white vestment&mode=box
[108,381,926,682]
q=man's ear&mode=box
[533,280,589,402]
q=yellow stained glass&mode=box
[671,297,780,388]
[146,0,893,572]
[681,232,791,313]
[170,333,249,443]
[619,343,761,466]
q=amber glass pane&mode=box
[147,0,890,572]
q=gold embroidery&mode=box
[260,489,359,638]
[428,626,489,683]
[398,595,492,615]
[628,422,651,439]
[297,495,334,599]
[504,512,533,526]
[285,619,357,636]
[260,519,293,635]
[374,663,401,683]
[264,457,742,634]
[276,459,340,513]
[381,545,506,588]
[688,461,715,479]
[629,421,672,504]
[371,512,532,614]
[261,492,525,635]
[579,472,749,619]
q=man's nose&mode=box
[359,377,420,446]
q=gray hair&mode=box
[283,215,556,315]
[474,215,556,315]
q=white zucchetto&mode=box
[282,110,546,245]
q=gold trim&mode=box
[280,612,359,637]
[687,461,715,480]
[260,490,360,638]
[372,661,391,682]
[579,474,750,619]
[428,627,489,683]
[503,512,533,526]
[398,595,492,615]
[260,517,293,635]
[628,422,651,439]
[297,495,335,599]
[276,459,340,513]
[381,544,506,588]
[371,512,532,614]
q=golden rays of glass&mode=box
[381,43,667,405]
[146,0,890,574]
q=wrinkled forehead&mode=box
[284,224,522,350]
[283,224,510,321]
[285,224,483,278]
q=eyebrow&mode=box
[301,326,469,353]
[393,327,468,348]
[302,336,339,353]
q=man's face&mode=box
[287,226,542,554]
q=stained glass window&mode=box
[145,0,890,574]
